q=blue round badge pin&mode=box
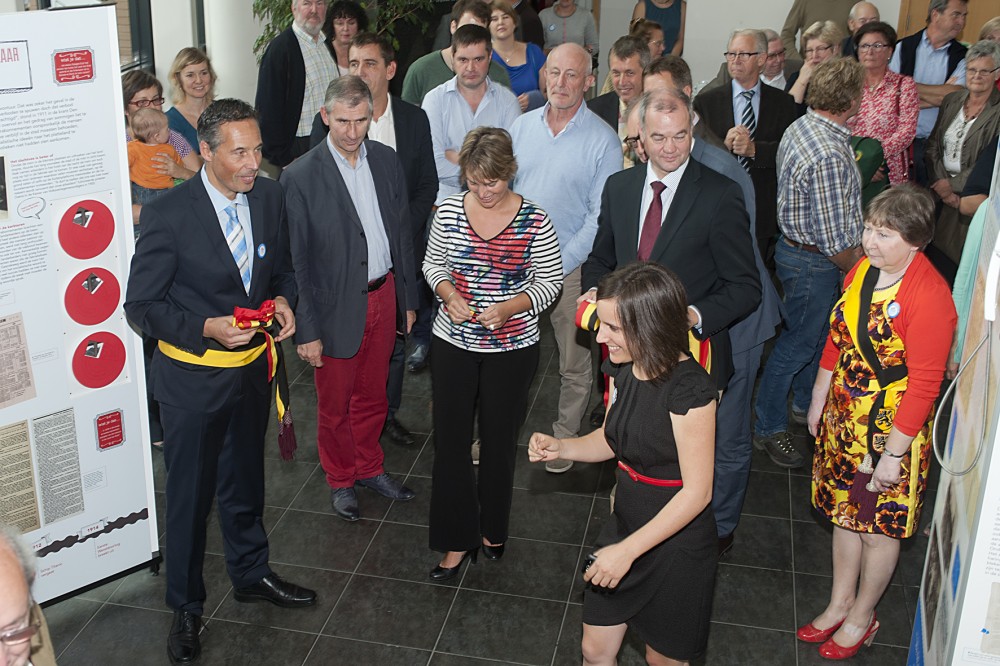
[257,243,266,259]
[886,301,901,319]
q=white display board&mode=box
[908,146,1000,664]
[0,5,157,603]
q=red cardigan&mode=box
[820,253,957,437]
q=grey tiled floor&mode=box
[44,329,924,665]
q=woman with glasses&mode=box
[925,40,1000,278]
[166,48,217,157]
[786,21,843,116]
[122,70,200,185]
[846,22,919,186]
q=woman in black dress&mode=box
[528,263,718,665]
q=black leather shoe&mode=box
[330,487,360,521]
[233,573,316,608]
[406,343,429,372]
[357,473,415,501]
[382,417,415,446]
[167,611,201,664]
[589,402,606,428]
[429,549,477,581]
[718,533,735,558]
[482,542,505,560]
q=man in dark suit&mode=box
[256,0,337,171]
[694,29,797,262]
[309,33,439,446]
[582,88,762,393]
[633,74,783,555]
[282,76,418,523]
[698,29,802,93]
[125,99,316,665]
[588,36,650,168]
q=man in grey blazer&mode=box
[625,85,782,555]
[282,76,418,522]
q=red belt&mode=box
[618,461,683,487]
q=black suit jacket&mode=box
[281,140,418,358]
[124,175,297,411]
[693,83,797,240]
[256,28,310,168]
[310,96,439,264]
[581,158,762,388]
[588,91,620,132]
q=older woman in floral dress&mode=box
[846,22,919,186]
[799,186,955,660]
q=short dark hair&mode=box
[325,1,369,33]
[866,184,935,249]
[452,0,491,26]
[198,98,258,152]
[610,35,651,69]
[121,69,162,113]
[928,0,967,23]
[452,23,492,53]
[351,31,395,64]
[596,262,690,383]
[853,20,897,48]
[459,126,517,183]
[324,74,374,116]
[644,55,692,92]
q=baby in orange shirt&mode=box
[127,108,182,208]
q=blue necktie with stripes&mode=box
[224,204,251,294]
[739,89,756,172]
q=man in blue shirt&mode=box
[510,43,622,473]
[889,0,968,185]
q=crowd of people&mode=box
[0,1,982,665]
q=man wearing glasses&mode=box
[0,524,54,666]
[890,0,969,186]
[700,29,801,93]
[694,29,796,263]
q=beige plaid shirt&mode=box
[292,22,338,137]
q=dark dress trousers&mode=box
[581,157,762,390]
[124,175,297,615]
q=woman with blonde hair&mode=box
[786,21,844,115]
[166,47,217,157]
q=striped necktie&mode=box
[224,203,251,294]
[738,89,756,172]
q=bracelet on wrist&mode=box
[882,448,905,459]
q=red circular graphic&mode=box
[57,199,115,259]
[71,332,126,389]
[64,268,121,326]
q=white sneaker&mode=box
[471,439,480,466]
[545,459,574,474]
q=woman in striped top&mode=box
[423,127,563,580]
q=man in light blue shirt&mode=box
[511,44,621,473]
[889,0,968,184]
[422,24,521,205]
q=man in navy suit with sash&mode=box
[282,76,418,523]
[125,99,316,665]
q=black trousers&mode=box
[428,338,539,551]
[160,361,272,615]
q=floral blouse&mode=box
[847,69,919,186]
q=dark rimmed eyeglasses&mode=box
[128,96,164,108]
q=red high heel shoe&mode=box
[818,613,879,660]
[796,618,844,643]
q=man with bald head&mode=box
[842,2,880,58]
[510,43,622,473]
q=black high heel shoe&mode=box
[481,542,505,560]
[429,549,478,581]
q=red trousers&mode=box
[314,273,396,488]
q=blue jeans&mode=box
[753,238,842,437]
